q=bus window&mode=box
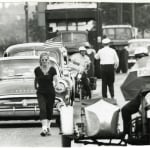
[68,22,76,31]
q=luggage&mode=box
[60,106,74,135]
[84,99,120,138]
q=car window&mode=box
[103,28,132,40]
[11,51,35,56]
[53,32,87,43]
[0,59,60,79]
[72,33,87,42]
[6,46,44,57]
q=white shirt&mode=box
[69,53,91,72]
[95,46,119,68]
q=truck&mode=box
[102,25,138,73]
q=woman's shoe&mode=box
[46,128,51,136]
[40,129,47,137]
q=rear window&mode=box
[53,32,88,43]
[103,28,132,40]
[0,59,60,79]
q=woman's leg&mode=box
[45,93,55,134]
[37,93,48,136]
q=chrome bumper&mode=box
[0,96,64,118]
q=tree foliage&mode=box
[28,12,45,42]
[135,5,150,37]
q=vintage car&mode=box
[126,39,150,68]
[3,42,75,104]
[0,56,72,121]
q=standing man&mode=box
[95,38,119,99]
[84,42,96,77]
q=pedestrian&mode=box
[34,52,58,136]
[70,46,91,99]
[95,38,119,99]
[121,47,149,138]
[84,42,96,77]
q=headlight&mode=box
[55,80,67,93]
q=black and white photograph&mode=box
[0,0,150,147]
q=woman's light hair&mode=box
[39,52,49,66]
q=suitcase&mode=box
[84,99,120,138]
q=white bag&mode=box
[60,106,74,135]
[84,99,120,137]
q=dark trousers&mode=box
[121,95,141,134]
[81,72,91,98]
[37,92,55,120]
[100,64,115,98]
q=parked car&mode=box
[0,56,72,121]
[4,42,66,67]
[3,43,75,104]
[126,39,150,68]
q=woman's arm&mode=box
[53,74,58,87]
[34,77,38,90]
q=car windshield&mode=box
[103,28,132,40]
[0,59,60,79]
[54,32,87,43]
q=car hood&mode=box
[0,78,36,98]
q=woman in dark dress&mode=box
[34,52,58,136]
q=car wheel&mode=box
[61,135,72,147]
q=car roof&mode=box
[103,25,132,29]
[0,56,57,64]
[128,39,150,43]
[5,43,44,54]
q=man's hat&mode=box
[79,46,86,51]
[102,38,111,44]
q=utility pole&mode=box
[117,3,123,24]
[131,3,135,27]
[24,2,29,43]
[97,2,102,50]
